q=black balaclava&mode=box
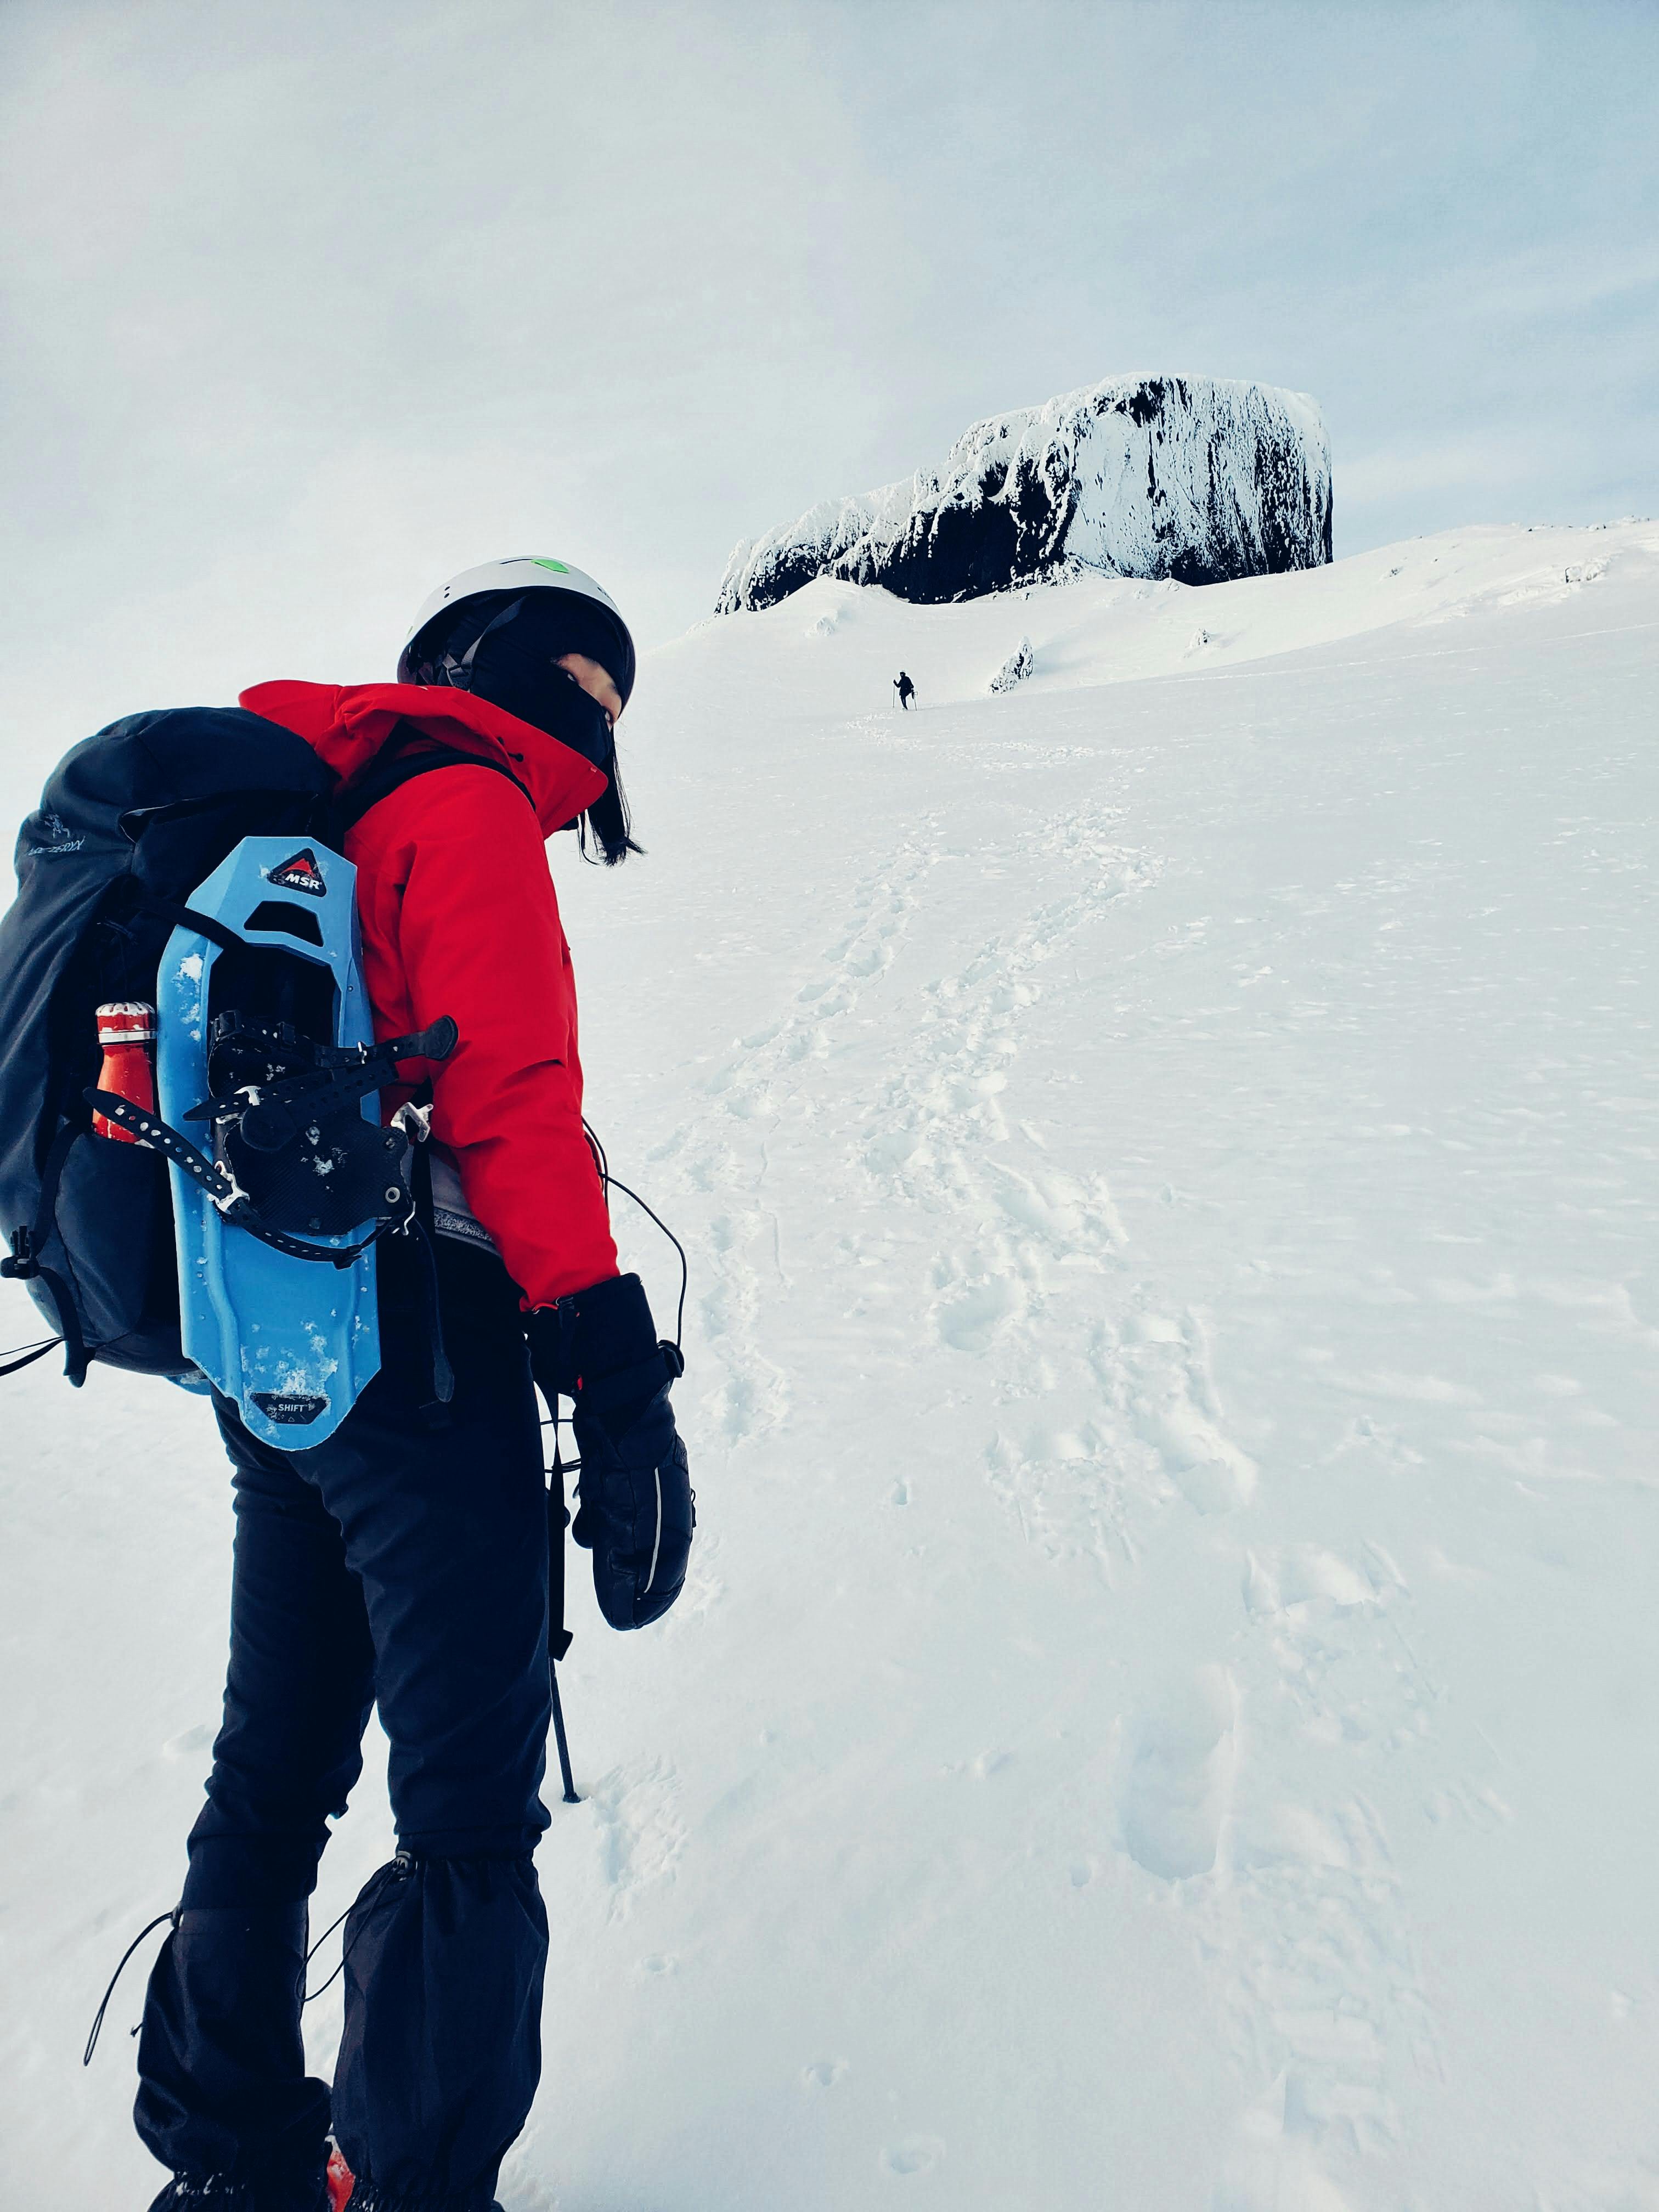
[411,591,639,865]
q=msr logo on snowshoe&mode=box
[267,849,328,898]
[250,1390,329,1425]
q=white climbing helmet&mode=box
[398,556,636,703]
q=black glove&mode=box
[526,1274,692,1631]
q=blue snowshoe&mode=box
[94,836,454,1447]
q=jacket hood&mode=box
[239,680,608,839]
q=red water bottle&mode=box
[92,1001,157,1143]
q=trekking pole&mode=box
[550,1669,579,1807]
[547,1442,581,1805]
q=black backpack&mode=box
[0,706,502,1386]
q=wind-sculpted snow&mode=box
[716,374,1332,612]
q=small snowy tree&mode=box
[989,636,1034,693]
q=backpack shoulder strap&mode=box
[330,720,536,841]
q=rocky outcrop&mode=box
[716,374,1332,613]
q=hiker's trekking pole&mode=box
[548,1453,581,1804]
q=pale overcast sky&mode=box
[2,0,1655,783]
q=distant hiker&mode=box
[6,560,694,2211]
[894,669,916,709]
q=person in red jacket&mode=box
[134,561,692,2212]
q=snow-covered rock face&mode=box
[716,375,1333,613]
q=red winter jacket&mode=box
[241,679,620,1307]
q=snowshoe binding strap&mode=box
[83,1013,455,1268]
[190,1014,456,1154]
[83,1089,394,1265]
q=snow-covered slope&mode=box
[4,520,1658,2210]
[703,516,1652,713]
[716,375,1332,612]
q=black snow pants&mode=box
[135,1237,554,2211]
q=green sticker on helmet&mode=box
[529,558,569,574]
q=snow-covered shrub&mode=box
[989,636,1034,693]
